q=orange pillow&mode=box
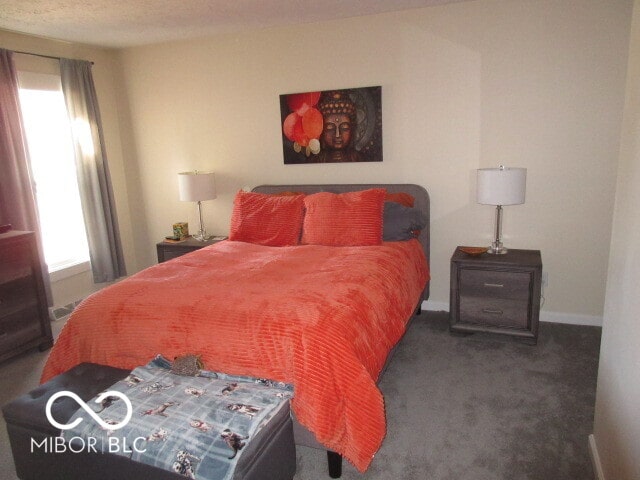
[302,189,386,246]
[229,191,305,246]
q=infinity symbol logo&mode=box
[45,391,133,431]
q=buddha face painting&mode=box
[322,113,352,151]
[280,86,382,164]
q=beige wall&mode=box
[592,0,640,477]
[0,29,137,306]
[118,0,631,322]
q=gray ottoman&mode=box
[2,363,296,480]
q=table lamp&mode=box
[476,165,526,254]
[178,171,217,241]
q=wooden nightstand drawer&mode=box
[0,276,39,318]
[0,306,43,352]
[0,235,29,261]
[459,296,530,329]
[0,242,31,284]
[458,268,531,301]
[160,249,195,262]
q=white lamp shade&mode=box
[477,166,527,206]
[178,171,217,202]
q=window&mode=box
[17,71,90,275]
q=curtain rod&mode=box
[12,49,94,65]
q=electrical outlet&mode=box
[542,271,549,287]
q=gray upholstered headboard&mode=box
[252,183,430,301]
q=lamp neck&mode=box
[197,200,205,233]
[489,205,507,254]
[193,200,212,242]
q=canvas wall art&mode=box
[280,86,382,164]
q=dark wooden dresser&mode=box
[0,230,53,362]
[449,247,542,344]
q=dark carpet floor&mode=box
[0,311,600,480]
[294,311,601,479]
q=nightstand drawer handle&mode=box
[483,283,504,288]
[482,308,504,315]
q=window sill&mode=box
[49,260,91,282]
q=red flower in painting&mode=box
[283,112,307,145]
[282,92,322,154]
[287,92,320,115]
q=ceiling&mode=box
[0,0,466,49]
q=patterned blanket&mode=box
[62,356,293,480]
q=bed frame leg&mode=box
[327,450,342,478]
[416,303,422,315]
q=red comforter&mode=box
[42,240,429,472]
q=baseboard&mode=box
[423,300,448,312]
[589,434,605,480]
[422,301,603,327]
[539,311,602,327]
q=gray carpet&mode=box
[0,311,600,480]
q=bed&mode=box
[40,183,430,476]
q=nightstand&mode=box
[449,247,542,344]
[156,236,226,263]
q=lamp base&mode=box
[193,231,212,242]
[488,241,508,255]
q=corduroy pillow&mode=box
[229,191,305,246]
[301,188,386,246]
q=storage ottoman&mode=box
[2,362,296,480]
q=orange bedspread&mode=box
[41,240,429,472]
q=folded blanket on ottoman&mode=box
[61,355,293,480]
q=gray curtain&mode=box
[59,59,126,283]
[0,48,54,307]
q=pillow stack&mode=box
[228,188,425,247]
